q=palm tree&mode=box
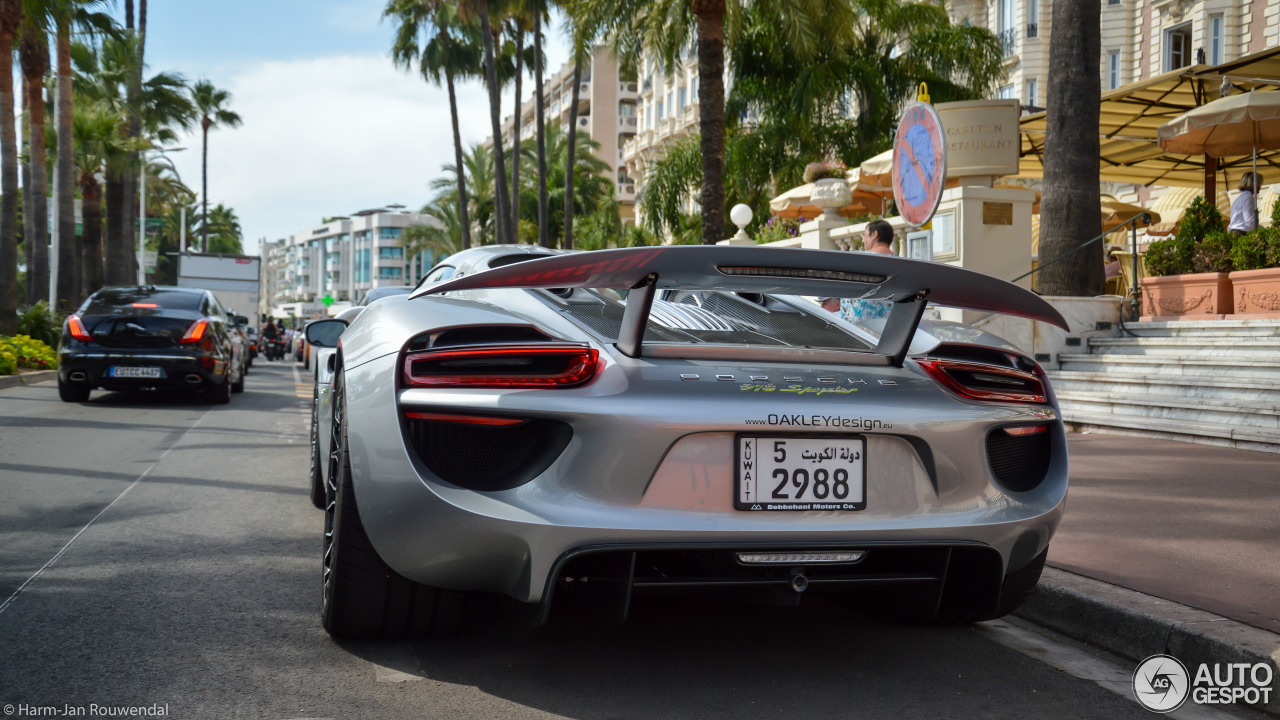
[432,142,497,244]
[18,16,50,305]
[386,0,482,250]
[1038,0,1102,296]
[458,0,513,245]
[190,79,242,253]
[532,2,549,247]
[72,101,128,298]
[0,0,22,333]
[204,203,243,254]
[119,0,146,272]
[404,196,464,260]
[517,120,611,245]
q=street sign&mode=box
[892,101,947,228]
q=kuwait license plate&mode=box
[109,366,165,379]
[735,436,866,511]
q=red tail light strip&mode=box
[67,315,91,341]
[180,318,209,343]
[404,412,527,427]
[915,358,1047,404]
[401,343,600,389]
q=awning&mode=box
[1144,187,1231,236]
[1017,47,1280,189]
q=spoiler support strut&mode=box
[876,290,931,367]
[617,273,658,358]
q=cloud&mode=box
[167,53,495,252]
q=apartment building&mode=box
[947,0,1277,112]
[621,46,702,226]
[493,47,640,222]
[264,207,440,308]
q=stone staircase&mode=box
[1051,319,1280,453]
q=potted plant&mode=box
[1140,195,1234,319]
[1228,198,1280,317]
[803,160,851,220]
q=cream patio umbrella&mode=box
[1158,90,1280,206]
[769,182,884,220]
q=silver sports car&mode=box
[307,244,1069,638]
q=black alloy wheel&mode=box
[320,371,463,638]
[308,391,325,509]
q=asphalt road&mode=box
[0,364,1248,719]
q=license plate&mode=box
[735,436,866,511]
[109,366,165,379]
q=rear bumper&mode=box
[59,350,224,390]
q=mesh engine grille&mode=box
[406,417,571,491]
[986,428,1052,492]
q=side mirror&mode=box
[305,318,348,348]
[233,314,249,326]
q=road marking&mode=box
[980,618,1248,719]
[0,407,216,618]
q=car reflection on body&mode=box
[308,245,1069,638]
[57,285,247,404]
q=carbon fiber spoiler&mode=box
[412,246,1067,366]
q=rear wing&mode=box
[412,246,1067,367]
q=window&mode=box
[1166,23,1191,71]
[379,247,403,259]
[355,249,371,284]
[667,91,673,116]
[1026,0,1038,38]
[997,0,1016,54]
[1025,79,1038,106]
[679,87,687,112]
[379,267,403,279]
[618,102,634,116]
[1210,14,1224,65]
[1108,51,1120,89]
[379,227,403,239]
[657,100,664,121]
[692,76,698,99]
[997,84,1016,99]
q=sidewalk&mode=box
[1017,433,1280,714]
[0,369,57,390]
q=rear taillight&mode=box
[401,343,599,389]
[915,358,1047,404]
[67,315,91,341]
[180,318,210,343]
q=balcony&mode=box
[998,28,1016,56]
[620,81,638,100]
[617,182,636,202]
[618,115,638,134]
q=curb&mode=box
[1017,567,1280,715]
[0,369,57,390]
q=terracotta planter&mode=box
[1229,267,1280,318]
[1139,273,1233,321]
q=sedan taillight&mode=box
[401,343,599,389]
[915,358,1047,404]
[180,318,210,343]
[67,315,91,341]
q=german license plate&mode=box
[735,436,866,511]
[109,366,164,379]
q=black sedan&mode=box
[58,286,247,404]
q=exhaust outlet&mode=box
[185,374,204,384]
[69,371,87,382]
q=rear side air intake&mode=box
[986,425,1052,492]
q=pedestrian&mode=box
[1104,250,1121,279]
[1229,172,1263,235]
[817,297,840,313]
[839,220,896,327]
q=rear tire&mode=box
[205,377,231,405]
[231,366,246,393]
[308,393,326,510]
[321,372,463,638]
[58,379,90,403]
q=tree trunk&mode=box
[479,8,510,245]
[563,57,582,250]
[20,26,49,305]
[80,178,104,298]
[694,2,726,245]
[1038,0,1102,296]
[104,164,132,284]
[0,2,19,334]
[22,81,34,304]
[447,71,472,250]
[534,12,549,248]
[511,27,523,240]
[56,22,80,309]
[201,120,209,252]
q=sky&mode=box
[140,0,571,255]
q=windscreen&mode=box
[84,288,204,314]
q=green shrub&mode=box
[18,301,62,348]
[0,335,57,371]
[1145,236,1194,276]
[756,215,802,244]
[0,345,16,375]
[1193,229,1235,273]
[1231,228,1271,271]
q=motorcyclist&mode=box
[261,318,280,359]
